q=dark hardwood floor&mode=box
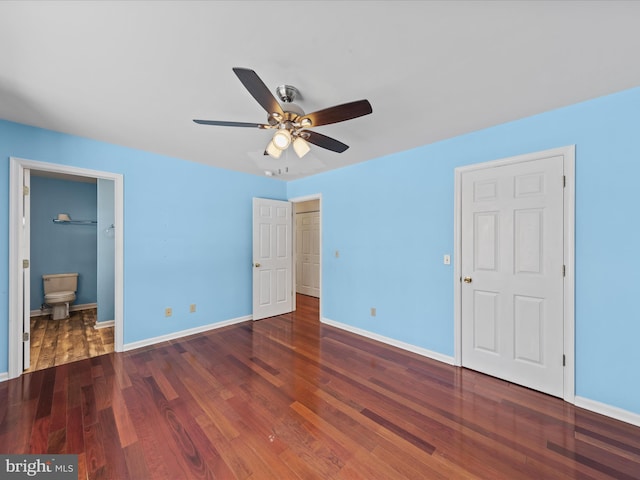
[1,294,639,479]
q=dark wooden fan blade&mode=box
[232,67,284,116]
[193,119,269,128]
[301,99,372,127]
[302,130,349,153]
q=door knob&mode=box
[254,263,261,268]
[463,276,472,283]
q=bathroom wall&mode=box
[97,179,115,323]
[30,175,98,310]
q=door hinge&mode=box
[23,185,30,196]
[562,265,566,277]
[22,259,29,269]
[563,175,566,188]
[23,332,29,342]
[562,354,566,366]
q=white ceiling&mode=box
[2,1,640,180]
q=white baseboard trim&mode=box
[94,320,115,329]
[575,396,640,428]
[321,317,455,366]
[30,303,98,317]
[0,372,8,383]
[123,315,252,352]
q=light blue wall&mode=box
[97,178,115,323]
[3,86,640,418]
[288,86,640,416]
[30,176,98,310]
[0,120,286,373]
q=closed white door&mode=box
[296,211,320,297]
[461,155,564,397]
[252,198,293,320]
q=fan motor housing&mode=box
[274,85,305,119]
[276,84,299,103]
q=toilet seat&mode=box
[45,291,76,303]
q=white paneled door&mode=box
[295,211,320,298]
[252,198,293,320]
[461,155,565,397]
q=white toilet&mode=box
[43,273,78,320]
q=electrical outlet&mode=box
[190,304,196,313]
[165,307,172,317]
[370,307,376,317]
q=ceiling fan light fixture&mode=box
[272,129,292,149]
[265,140,283,158]
[193,68,372,161]
[293,137,311,158]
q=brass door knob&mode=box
[463,276,472,283]
[254,263,261,268]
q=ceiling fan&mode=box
[193,68,372,159]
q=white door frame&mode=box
[453,145,575,403]
[289,194,322,318]
[8,157,125,379]
[22,169,31,369]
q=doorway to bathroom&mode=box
[8,157,124,379]
[26,172,114,372]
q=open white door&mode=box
[252,198,293,320]
[22,169,31,370]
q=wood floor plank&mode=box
[66,405,85,454]
[167,396,237,479]
[182,376,241,441]
[83,422,106,477]
[110,385,138,449]
[122,442,151,480]
[76,452,88,480]
[97,407,131,480]
[121,381,175,480]
[28,415,51,454]
[3,294,640,479]
[194,414,253,479]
